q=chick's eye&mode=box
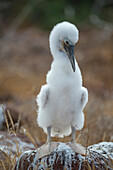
[65,41,69,45]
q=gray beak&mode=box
[64,44,75,72]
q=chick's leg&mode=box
[47,126,52,151]
[70,126,76,144]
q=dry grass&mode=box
[1,106,22,169]
[21,126,37,148]
[0,106,36,169]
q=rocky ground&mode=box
[14,142,113,169]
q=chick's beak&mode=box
[64,44,75,72]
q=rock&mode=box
[0,131,35,170]
[0,131,43,159]
[88,142,113,159]
[0,131,43,169]
[14,142,112,170]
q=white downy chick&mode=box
[36,21,88,144]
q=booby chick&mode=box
[36,21,88,145]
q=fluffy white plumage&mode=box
[36,21,88,139]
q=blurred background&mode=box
[0,0,113,146]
